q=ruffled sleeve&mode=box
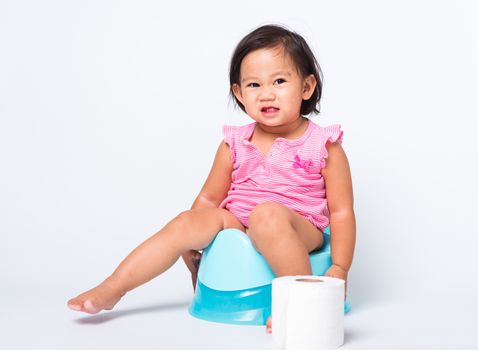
[222,125,237,163]
[318,124,344,169]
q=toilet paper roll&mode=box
[272,275,345,350]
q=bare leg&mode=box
[247,202,324,333]
[67,208,244,314]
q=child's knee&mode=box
[172,210,197,232]
[249,202,290,228]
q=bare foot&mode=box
[266,316,272,334]
[67,279,124,314]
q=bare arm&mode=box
[190,141,233,209]
[182,141,233,288]
[321,142,356,280]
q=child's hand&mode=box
[325,264,348,299]
[181,250,202,291]
[325,264,347,280]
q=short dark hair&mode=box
[229,24,323,115]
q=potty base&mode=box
[189,280,271,325]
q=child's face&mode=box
[232,47,316,128]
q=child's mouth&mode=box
[261,107,279,113]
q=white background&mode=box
[1,0,477,349]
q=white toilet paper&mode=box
[272,275,345,350]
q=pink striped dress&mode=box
[219,120,343,232]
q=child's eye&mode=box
[274,78,286,85]
[247,82,259,88]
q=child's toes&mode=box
[266,316,272,334]
[67,299,83,311]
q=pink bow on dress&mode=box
[292,155,312,172]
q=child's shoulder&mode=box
[222,122,256,141]
[308,120,343,144]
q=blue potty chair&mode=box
[188,227,350,325]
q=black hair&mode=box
[229,24,323,115]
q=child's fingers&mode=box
[193,258,201,269]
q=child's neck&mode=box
[255,117,308,141]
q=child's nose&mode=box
[259,88,275,101]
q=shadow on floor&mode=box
[73,301,190,324]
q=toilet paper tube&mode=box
[272,275,345,350]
